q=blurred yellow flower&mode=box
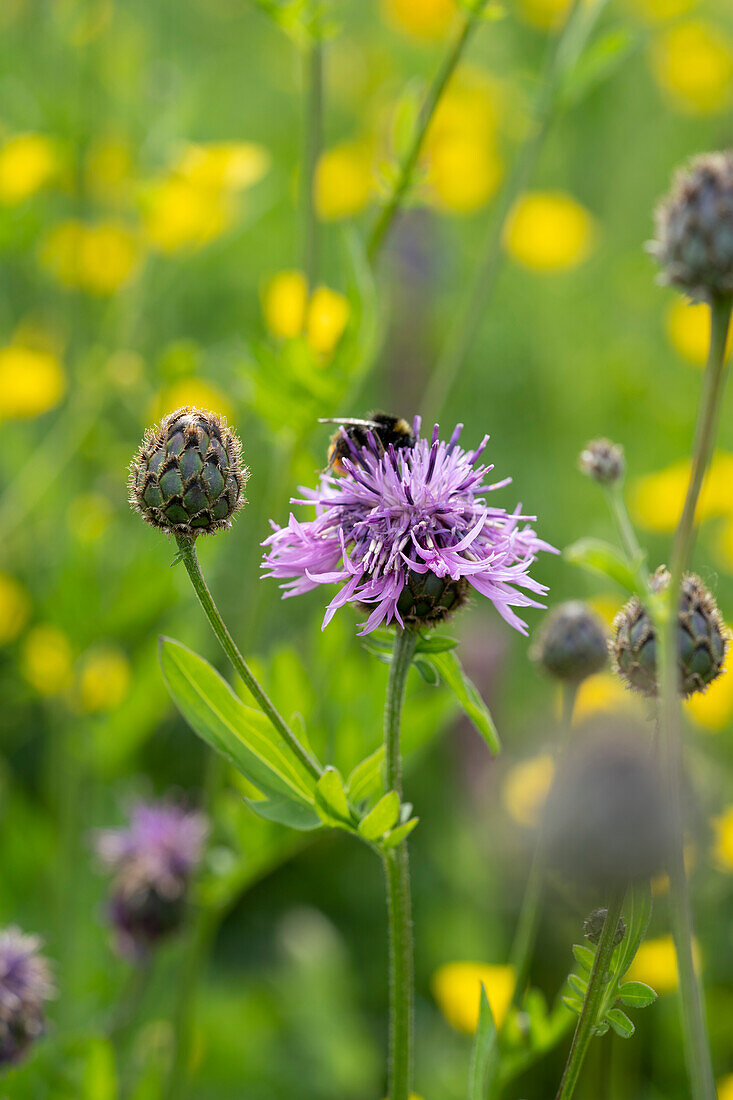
[306,287,350,357]
[712,806,733,872]
[382,0,457,40]
[516,0,572,31]
[174,142,270,192]
[75,646,131,713]
[0,133,57,204]
[720,1076,733,1100]
[627,936,700,994]
[67,493,113,544]
[85,136,134,205]
[429,70,500,145]
[149,378,234,426]
[315,143,373,221]
[666,298,733,368]
[685,662,733,732]
[20,624,74,696]
[573,671,642,723]
[650,21,733,115]
[432,962,515,1033]
[427,137,502,214]
[630,453,733,533]
[143,178,231,253]
[0,344,66,420]
[586,594,622,629]
[501,754,554,828]
[40,220,140,295]
[624,0,692,23]
[0,574,31,645]
[651,844,695,897]
[504,192,594,271]
[263,270,308,339]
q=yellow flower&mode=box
[75,645,131,713]
[501,754,555,828]
[504,192,594,271]
[85,136,134,205]
[685,660,733,732]
[516,0,572,31]
[315,143,373,221]
[427,137,502,214]
[432,962,515,1033]
[666,298,733,368]
[382,0,457,40]
[40,220,140,295]
[148,378,234,427]
[143,178,232,253]
[0,574,31,645]
[0,133,57,204]
[627,936,700,994]
[630,453,733,533]
[586,594,622,629]
[306,287,350,357]
[20,624,74,696]
[719,1075,733,1100]
[712,806,733,872]
[0,344,66,420]
[67,493,113,544]
[650,21,733,115]
[173,142,270,192]
[263,271,308,339]
[428,69,500,145]
[573,672,642,723]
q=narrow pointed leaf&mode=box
[382,817,419,848]
[414,634,459,654]
[246,794,322,831]
[358,791,400,841]
[572,944,595,972]
[346,748,384,804]
[414,657,440,685]
[567,973,588,997]
[562,994,583,1016]
[429,650,501,754]
[564,537,637,593]
[468,986,497,1100]
[315,767,353,827]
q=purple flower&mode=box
[0,927,54,1067]
[262,420,557,635]
[94,801,207,959]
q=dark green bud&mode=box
[394,571,468,628]
[579,439,625,485]
[648,151,733,302]
[583,907,626,947]
[612,569,728,698]
[129,406,247,538]
[531,601,608,683]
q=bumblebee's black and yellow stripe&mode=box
[320,412,415,474]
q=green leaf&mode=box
[572,944,596,972]
[314,767,353,828]
[159,638,317,805]
[414,657,440,685]
[82,1038,117,1100]
[358,791,400,841]
[382,817,419,848]
[593,1021,610,1036]
[429,651,501,754]
[605,1007,635,1038]
[346,748,384,804]
[617,882,653,980]
[414,634,459,654]
[246,794,322,831]
[468,986,498,1100]
[562,994,583,1016]
[564,537,637,593]
[617,980,657,1008]
[567,973,588,997]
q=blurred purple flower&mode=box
[262,420,557,635]
[94,801,207,960]
[0,926,54,1067]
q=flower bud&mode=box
[649,151,733,302]
[394,570,468,627]
[583,907,626,947]
[129,406,247,537]
[0,927,54,1066]
[578,439,625,485]
[612,570,728,698]
[530,601,608,683]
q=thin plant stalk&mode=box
[653,295,732,1100]
[604,482,645,576]
[554,888,626,1100]
[174,535,322,780]
[421,0,597,419]
[382,627,418,1100]
[367,0,490,264]
[302,36,323,287]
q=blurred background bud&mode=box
[530,600,609,683]
[578,438,625,485]
[0,926,54,1066]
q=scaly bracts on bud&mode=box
[583,907,626,947]
[129,407,247,537]
[531,600,608,683]
[0,927,54,1067]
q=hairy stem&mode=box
[174,536,322,780]
[653,296,732,1100]
[367,0,490,265]
[302,37,323,287]
[554,889,625,1100]
[382,627,418,1100]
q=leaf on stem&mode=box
[357,790,400,841]
[314,766,355,829]
[426,650,501,753]
[564,537,637,593]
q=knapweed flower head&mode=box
[649,150,733,302]
[262,419,556,634]
[530,600,608,683]
[0,926,54,1067]
[94,800,208,959]
[129,406,247,538]
[578,438,625,485]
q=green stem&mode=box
[382,627,418,1100]
[174,535,322,781]
[654,295,732,1100]
[605,483,645,574]
[302,37,323,287]
[420,0,591,419]
[367,0,489,265]
[554,888,626,1100]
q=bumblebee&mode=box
[320,412,415,473]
